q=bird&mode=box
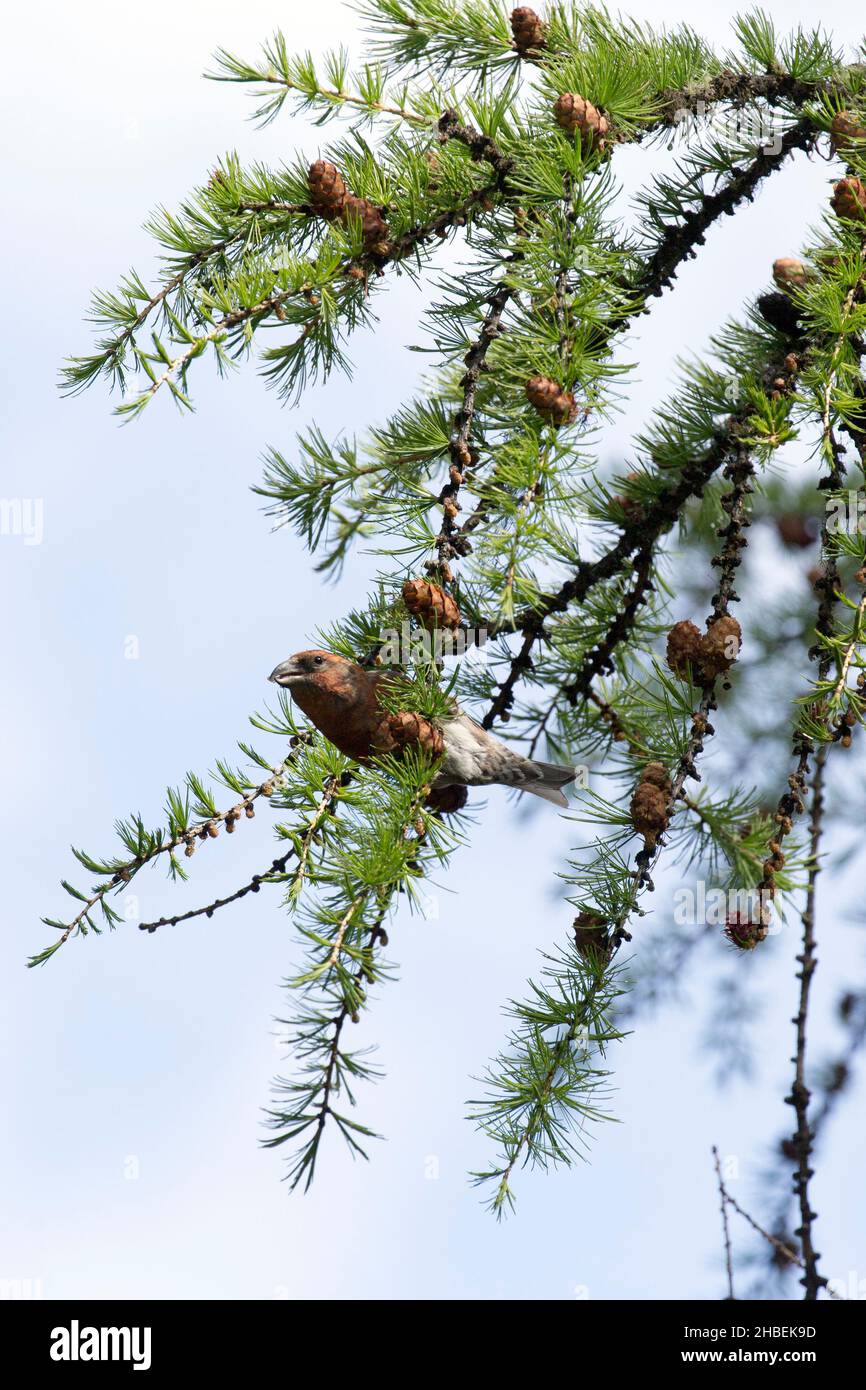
[268,649,576,807]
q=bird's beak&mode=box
[268,658,303,687]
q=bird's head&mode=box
[268,650,377,739]
[268,648,371,705]
[268,649,347,689]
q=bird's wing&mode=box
[439,711,532,785]
[440,710,574,806]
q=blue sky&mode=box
[2,0,864,1300]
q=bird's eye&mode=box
[313,656,324,666]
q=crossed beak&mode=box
[268,658,302,687]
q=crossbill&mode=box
[268,650,576,806]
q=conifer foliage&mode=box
[41,2,866,1287]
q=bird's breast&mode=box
[289,680,379,761]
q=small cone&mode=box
[402,578,461,630]
[342,193,390,253]
[553,93,609,152]
[526,374,576,426]
[511,6,545,56]
[639,761,671,792]
[371,710,445,759]
[724,910,769,951]
[757,291,802,337]
[776,514,816,548]
[573,910,612,964]
[832,177,866,222]
[700,615,741,678]
[630,781,669,844]
[772,257,807,291]
[830,110,866,153]
[308,160,347,220]
[666,620,703,679]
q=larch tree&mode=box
[35,3,866,1299]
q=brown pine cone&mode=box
[553,93,609,152]
[700,615,741,678]
[630,782,669,844]
[807,563,826,590]
[342,194,390,254]
[371,710,445,758]
[402,578,461,630]
[776,514,816,548]
[666,620,703,679]
[772,257,807,291]
[724,910,769,952]
[511,6,545,56]
[639,761,671,792]
[831,110,866,153]
[525,374,577,425]
[573,910,612,963]
[757,291,802,337]
[308,160,347,219]
[832,177,866,222]
[425,783,468,814]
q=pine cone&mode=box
[573,910,612,964]
[308,160,347,219]
[724,910,769,952]
[639,761,671,792]
[525,374,577,425]
[553,93,609,152]
[666,620,703,679]
[402,578,461,630]
[342,193,390,253]
[776,514,816,548]
[630,781,669,844]
[700,615,741,678]
[511,6,545,56]
[830,110,866,153]
[832,177,866,222]
[757,291,802,337]
[371,710,444,759]
[807,563,826,590]
[425,783,468,814]
[772,257,807,291]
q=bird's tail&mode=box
[523,760,576,808]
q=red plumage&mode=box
[269,649,576,807]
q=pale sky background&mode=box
[1,0,864,1301]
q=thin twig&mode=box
[712,1146,736,1300]
[714,1149,803,1274]
[434,276,516,573]
[786,744,828,1300]
[42,744,310,957]
[139,773,345,934]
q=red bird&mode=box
[268,649,576,806]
